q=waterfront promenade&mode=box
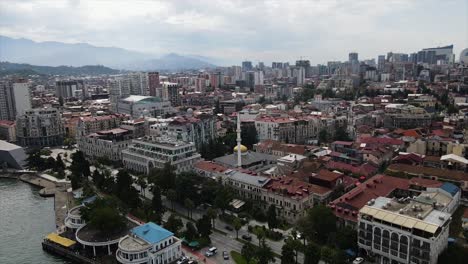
[0,172,72,228]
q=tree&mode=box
[81,198,126,236]
[333,126,351,141]
[92,169,105,189]
[257,241,275,264]
[319,129,328,144]
[136,175,147,196]
[320,246,345,264]
[304,242,320,264]
[196,214,212,239]
[114,169,140,209]
[184,222,198,241]
[281,241,296,264]
[206,207,218,227]
[335,227,357,251]
[166,189,177,211]
[241,242,256,264]
[256,227,266,246]
[46,157,56,170]
[233,217,242,239]
[267,205,278,230]
[184,198,195,219]
[159,162,176,191]
[164,214,183,235]
[151,185,165,221]
[55,154,65,170]
[298,205,337,243]
[25,148,45,170]
[214,186,233,215]
[69,151,90,189]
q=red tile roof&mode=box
[330,174,410,223]
[359,136,404,146]
[312,169,343,182]
[387,164,468,182]
[265,176,331,198]
[0,120,15,126]
[326,161,378,177]
[194,161,228,173]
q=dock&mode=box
[42,240,99,264]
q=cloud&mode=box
[0,0,466,65]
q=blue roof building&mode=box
[117,222,182,264]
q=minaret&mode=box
[236,112,242,168]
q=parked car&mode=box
[225,225,234,231]
[177,256,189,264]
[353,257,364,264]
[223,251,229,260]
[241,234,252,241]
[205,247,218,257]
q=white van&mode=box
[204,247,217,257]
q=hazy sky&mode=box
[1,0,467,65]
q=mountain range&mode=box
[0,61,120,76]
[0,35,215,70]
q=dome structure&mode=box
[460,48,468,65]
[233,145,248,153]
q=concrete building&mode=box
[383,104,432,129]
[161,82,180,106]
[56,80,85,99]
[0,140,27,169]
[0,79,31,120]
[358,183,459,264]
[116,222,182,264]
[16,107,64,147]
[116,96,172,118]
[0,120,16,142]
[148,72,160,97]
[78,128,132,161]
[166,113,216,150]
[77,114,130,138]
[122,136,201,174]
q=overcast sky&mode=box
[1,0,467,65]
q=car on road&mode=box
[241,234,252,241]
[223,251,229,260]
[177,256,189,264]
[225,225,233,231]
[353,257,364,264]
[205,247,218,257]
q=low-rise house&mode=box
[116,222,182,264]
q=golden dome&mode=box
[234,145,248,153]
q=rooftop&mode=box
[132,222,173,244]
[225,170,270,188]
[387,163,468,183]
[331,175,414,222]
[265,176,331,197]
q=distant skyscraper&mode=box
[258,62,265,70]
[349,52,359,63]
[56,80,85,99]
[377,55,385,70]
[148,72,160,97]
[162,82,180,106]
[296,60,311,78]
[242,61,253,71]
[210,72,224,88]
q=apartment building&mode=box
[78,128,132,161]
[16,107,64,147]
[358,183,459,264]
[77,114,130,137]
[122,136,201,174]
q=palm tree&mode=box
[184,198,194,219]
[167,189,177,211]
[206,207,218,227]
[136,175,147,197]
[233,217,242,239]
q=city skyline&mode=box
[0,0,466,65]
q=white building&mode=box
[12,81,32,116]
[357,184,460,264]
[122,136,201,174]
[16,107,64,147]
[0,79,31,120]
[116,95,173,118]
[116,222,182,264]
[78,128,132,161]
